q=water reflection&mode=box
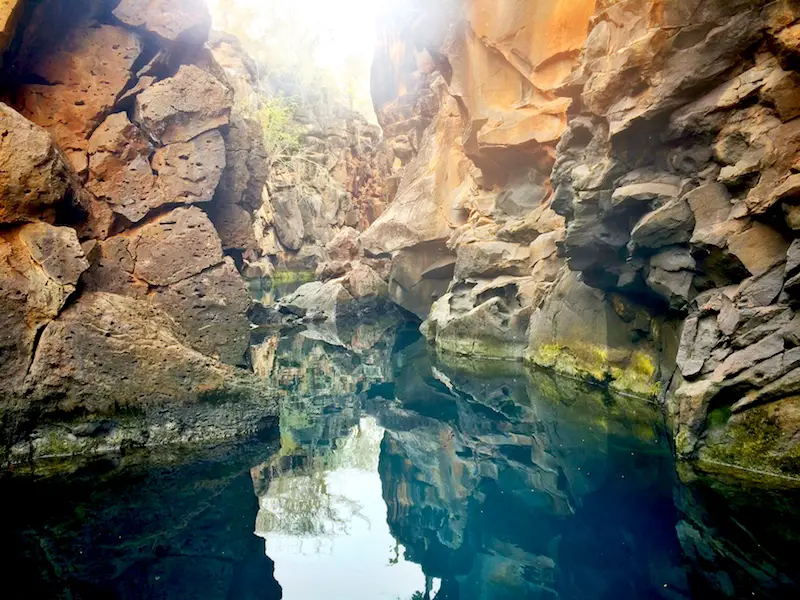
[1,322,799,599]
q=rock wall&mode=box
[0,0,276,454]
[369,0,800,478]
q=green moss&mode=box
[526,343,660,399]
[700,400,800,478]
[270,270,315,285]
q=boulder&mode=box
[326,227,361,262]
[22,292,272,415]
[208,201,256,251]
[151,130,226,209]
[0,223,88,394]
[86,112,156,221]
[341,262,388,299]
[630,199,695,249]
[151,258,251,365]
[280,280,354,322]
[454,241,533,280]
[130,206,224,286]
[388,242,456,319]
[113,0,212,47]
[271,189,305,251]
[0,103,72,224]
[19,24,142,172]
[134,65,232,145]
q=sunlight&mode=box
[207,0,387,118]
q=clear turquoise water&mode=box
[1,323,798,599]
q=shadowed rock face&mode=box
[0,440,283,600]
[369,0,800,478]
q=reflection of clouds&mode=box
[252,416,428,599]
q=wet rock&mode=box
[0,103,72,224]
[113,0,211,47]
[134,65,232,145]
[19,24,142,172]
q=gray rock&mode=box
[271,189,306,251]
[647,267,694,309]
[650,247,696,272]
[630,199,695,249]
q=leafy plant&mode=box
[256,96,303,164]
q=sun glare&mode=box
[208,0,386,118]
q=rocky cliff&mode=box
[0,0,279,456]
[365,0,800,479]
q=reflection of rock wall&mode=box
[376,339,689,598]
[370,0,800,478]
[0,0,276,453]
[0,442,283,600]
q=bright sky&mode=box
[207,0,387,118]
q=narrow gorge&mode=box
[1,0,799,598]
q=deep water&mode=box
[1,321,799,600]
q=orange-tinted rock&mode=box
[0,0,24,58]
[0,103,71,224]
[0,223,88,393]
[134,64,232,145]
[113,0,211,47]
[18,24,142,172]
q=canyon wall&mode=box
[0,0,279,454]
[366,0,800,478]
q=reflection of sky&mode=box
[255,417,435,600]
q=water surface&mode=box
[1,322,799,599]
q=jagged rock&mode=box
[326,227,360,262]
[424,277,538,359]
[677,315,721,379]
[280,280,354,322]
[22,292,272,414]
[611,182,680,207]
[684,183,732,231]
[651,247,696,272]
[151,258,250,365]
[0,223,88,394]
[86,112,156,220]
[341,262,388,299]
[388,242,456,319]
[113,0,211,47]
[134,65,232,145]
[0,103,72,224]
[727,222,789,277]
[630,199,695,249]
[647,267,694,310]
[19,24,142,172]
[130,206,224,286]
[271,189,305,251]
[454,241,533,281]
[736,266,786,308]
[151,130,226,209]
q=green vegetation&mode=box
[256,96,303,164]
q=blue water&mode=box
[1,323,798,599]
